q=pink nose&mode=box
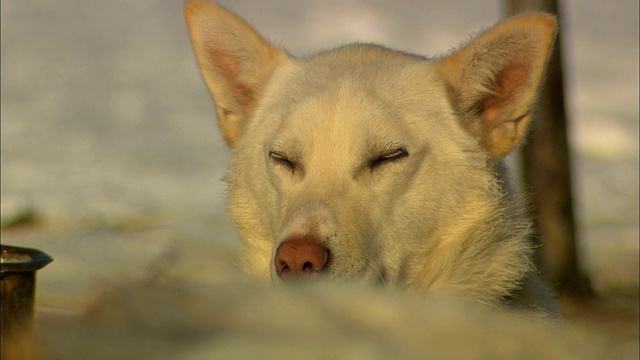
[274,236,329,280]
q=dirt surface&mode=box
[558,294,639,344]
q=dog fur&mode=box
[184,0,558,312]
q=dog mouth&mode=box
[273,240,387,285]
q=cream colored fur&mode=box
[185,0,557,312]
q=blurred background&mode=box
[1,0,637,329]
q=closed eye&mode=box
[370,148,409,169]
[268,150,296,172]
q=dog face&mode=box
[235,47,487,283]
[185,1,556,290]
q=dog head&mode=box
[185,1,556,288]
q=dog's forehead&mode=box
[258,44,444,129]
[250,43,458,159]
[300,43,431,90]
[263,81,404,147]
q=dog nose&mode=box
[274,236,329,280]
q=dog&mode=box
[184,0,558,313]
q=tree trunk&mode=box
[504,0,591,296]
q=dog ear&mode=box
[437,13,557,158]
[185,1,288,146]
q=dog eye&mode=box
[370,148,409,168]
[269,150,295,172]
